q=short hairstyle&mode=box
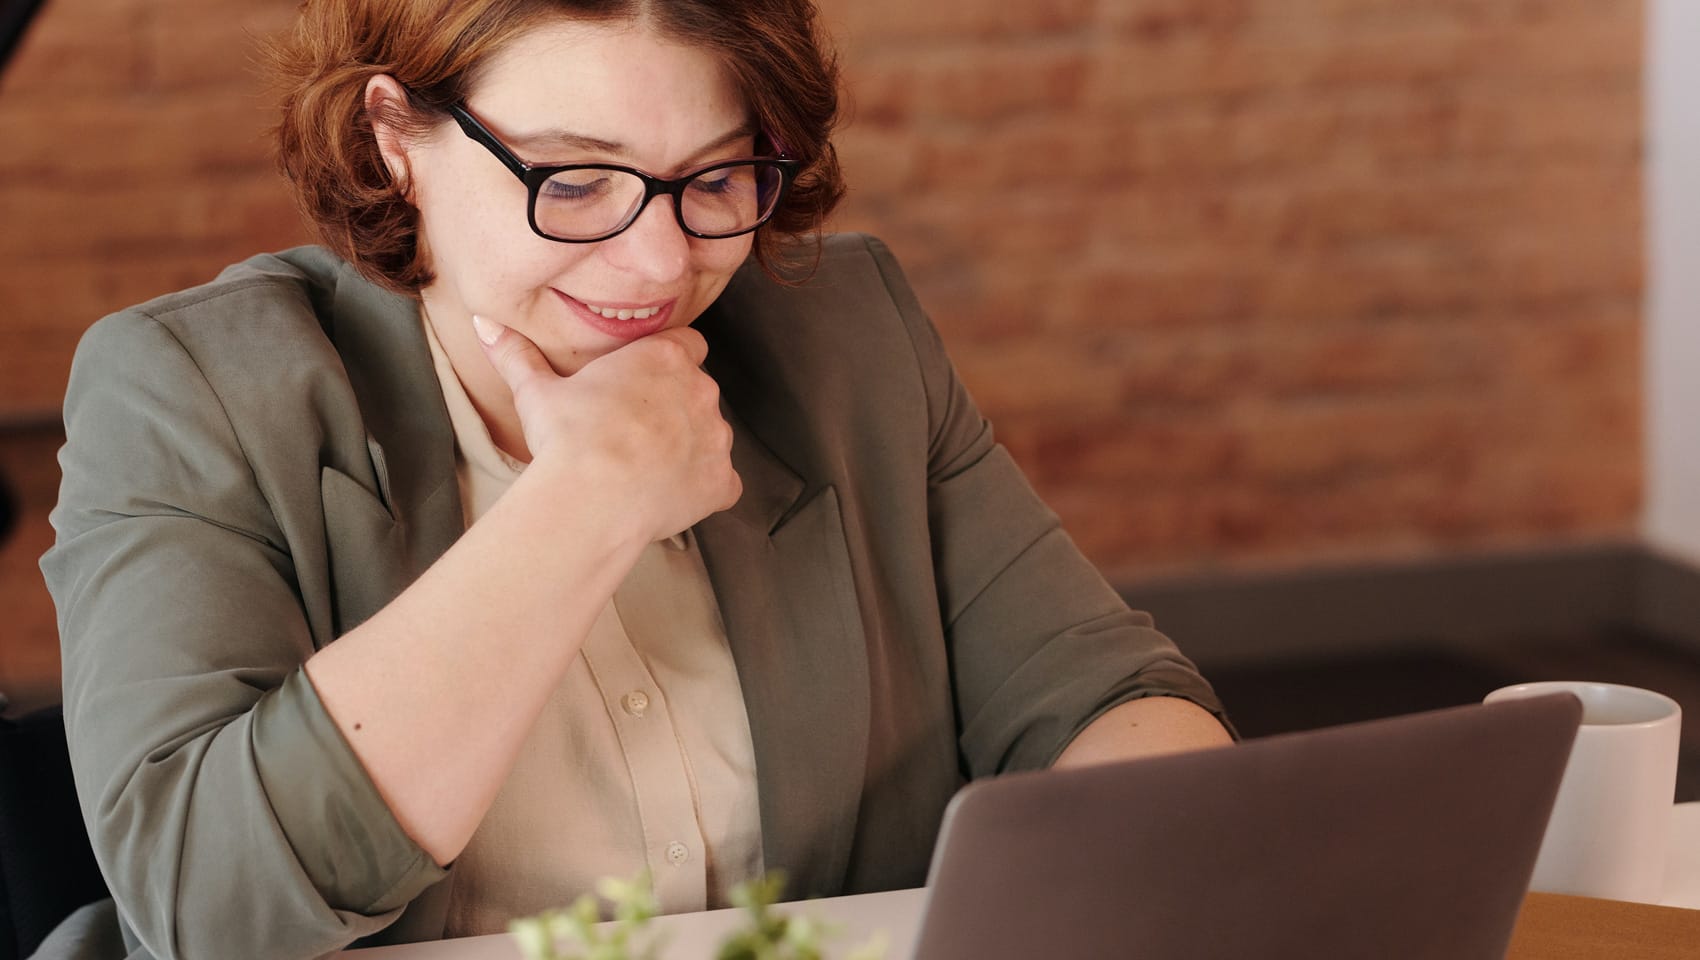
[268,0,846,294]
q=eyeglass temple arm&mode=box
[448,104,531,180]
[763,128,792,160]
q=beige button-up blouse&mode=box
[422,318,764,936]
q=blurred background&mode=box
[1,1,1696,786]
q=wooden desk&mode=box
[345,887,1700,959]
[1509,892,1700,959]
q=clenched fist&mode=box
[474,314,741,543]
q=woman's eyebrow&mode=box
[507,129,625,155]
[507,122,760,162]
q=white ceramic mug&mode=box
[1483,681,1682,903]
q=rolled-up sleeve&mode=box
[42,308,445,960]
[859,236,1232,777]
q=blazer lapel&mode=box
[325,264,463,572]
[696,376,872,900]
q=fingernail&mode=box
[472,314,502,346]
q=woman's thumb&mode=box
[473,314,552,392]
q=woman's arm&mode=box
[307,317,737,867]
[48,305,733,958]
[1053,696,1233,769]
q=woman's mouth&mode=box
[582,302,662,321]
[556,291,674,341]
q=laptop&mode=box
[912,693,1581,960]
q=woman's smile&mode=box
[554,289,676,342]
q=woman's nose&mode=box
[600,195,690,284]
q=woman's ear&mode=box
[364,74,415,196]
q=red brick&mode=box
[1117,335,1259,409]
[0,95,278,181]
[1047,256,1267,330]
[1299,7,1643,88]
[1235,397,1483,485]
[951,338,1129,419]
[145,7,300,93]
[0,7,151,97]
[1085,35,1306,109]
[823,0,1095,46]
[1254,323,1495,400]
[831,127,920,194]
[1000,412,1240,487]
[1099,0,1256,41]
[868,46,1091,125]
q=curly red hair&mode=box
[268,0,845,294]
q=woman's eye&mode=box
[541,173,614,202]
[689,168,751,197]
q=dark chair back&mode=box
[0,705,108,960]
[0,469,15,545]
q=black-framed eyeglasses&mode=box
[446,102,798,244]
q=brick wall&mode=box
[0,0,308,417]
[821,0,1644,580]
[0,1,1643,599]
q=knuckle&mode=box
[669,329,707,364]
[655,335,692,365]
[693,374,721,409]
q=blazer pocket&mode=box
[320,465,408,635]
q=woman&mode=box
[41,1,1232,958]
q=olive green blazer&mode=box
[42,234,1224,960]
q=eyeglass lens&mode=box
[535,163,785,241]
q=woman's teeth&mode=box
[582,303,660,321]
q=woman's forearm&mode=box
[304,451,648,866]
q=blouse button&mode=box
[622,690,650,718]
[666,841,690,866]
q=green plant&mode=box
[509,874,662,960]
[509,872,886,960]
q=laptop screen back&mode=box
[914,694,1581,960]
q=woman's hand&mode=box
[472,315,742,543]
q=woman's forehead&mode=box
[470,17,748,155]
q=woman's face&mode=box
[397,18,756,378]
